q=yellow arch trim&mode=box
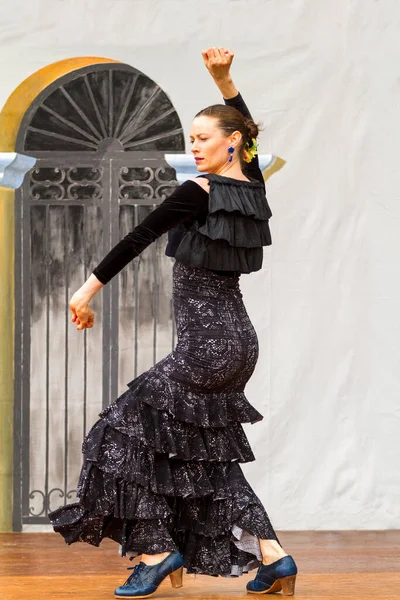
[263,156,287,182]
[0,56,121,151]
[0,56,120,532]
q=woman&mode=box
[49,47,298,598]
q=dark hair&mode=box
[194,104,260,162]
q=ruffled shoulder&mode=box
[203,174,272,221]
[175,174,272,274]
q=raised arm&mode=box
[202,47,264,183]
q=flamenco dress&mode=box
[49,94,281,577]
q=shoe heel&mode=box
[169,566,183,588]
[280,574,296,596]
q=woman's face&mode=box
[190,116,236,173]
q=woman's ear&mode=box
[229,130,243,148]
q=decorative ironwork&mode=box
[29,488,78,517]
[13,62,185,530]
[29,167,103,201]
[119,166,178,201]
[20,65,185,153]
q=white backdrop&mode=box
[1,0,399,530]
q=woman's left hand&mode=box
[69,274,104,331]
[69,291,95,331]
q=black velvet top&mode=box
[92,93,271,285]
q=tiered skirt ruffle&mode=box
[49,261,279,576]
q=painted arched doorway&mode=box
[13,60,185,530]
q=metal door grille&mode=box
[12,62,185,530]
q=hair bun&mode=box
[243,117,259,141]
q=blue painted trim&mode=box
[0,153,36,190]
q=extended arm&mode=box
[92,181,207,284]
[70,181,208,329]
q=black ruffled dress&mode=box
[49,94,281,577]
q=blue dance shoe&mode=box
[246,555,298,595]
[114,551,184,598]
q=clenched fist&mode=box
[70,291,95,331]
[201,47,234,81]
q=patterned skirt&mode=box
[49,260,279,576]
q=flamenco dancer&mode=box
[49,47,298,597]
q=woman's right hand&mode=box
[201,47,234,82]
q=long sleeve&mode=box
[92,181,208,284]
[223,92,264,184]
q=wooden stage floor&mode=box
[1,531,399,600]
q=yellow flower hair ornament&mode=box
[243,138,258,163]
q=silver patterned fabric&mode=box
[49,260,280,576]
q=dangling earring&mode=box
[228,146,235,162]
